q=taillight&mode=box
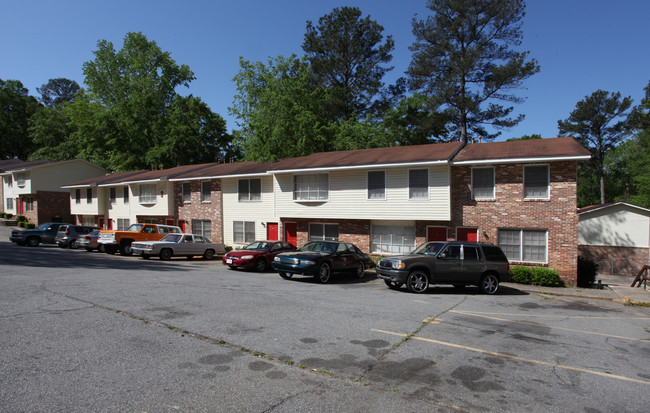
[66,228,71,235]
[85,235,90,240]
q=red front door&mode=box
[284,223,297,246]
[427,227,447,241]
[457,227,478,242]
[267,222,279,241]
[178,220,186,232]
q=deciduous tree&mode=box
[0,79,40,159]
[36,78,80,108]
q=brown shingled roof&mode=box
[452,137,591,163]
[172,161,273,180]
[268,142,464,171]
[119,163,217,183]
[62,170,150,187]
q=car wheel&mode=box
[355,262,365,279]
[480,274,499,295]
[203,249,215,260]
[406,270,429,294]
[159,249,173,260]
[26,237,40,247]
[279,272,293,280]
[69,240,78,249]
[142,254,150,260]
[318,263,331,283]
[119,242,133,256]
[85,247,93,252]
[256,258,266,272]
[384,279,403,290]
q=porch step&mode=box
[2,220,18,226]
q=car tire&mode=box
[97,245,104,253]
[119,241,133,256]
[70,240,78,249]
[355,262,365,279]
[26,237,40,247]
[406,270,429,294]
[318,263,331,283]
[203,250,215,260]
[279,272,293,279]
[159,249,172,260]
[256,258,266,272]
[384,280,403,290]
[480,274,499,295]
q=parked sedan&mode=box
[55,225,100,248]
[223,240,296,272]
[77,230,103,252]
[272,241,370,283]
[131,233,226,260]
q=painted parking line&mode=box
[372,329,650,386]
[450,310,650,321]
[450,310,650,342]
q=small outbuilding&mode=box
[578,202,650,275]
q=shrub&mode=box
[0,212,5,218]
[16,215,26,222]
[25,222,36,229]
[4,213,12,219]
[510,265,563,287]
[577,256,598,288]
[18,221,25,228]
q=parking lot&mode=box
[1,236,649,412]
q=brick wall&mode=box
[174,180,223,242]
[34,191,73,225]
[579,245,650,276]
[450,161,579,285]
[289,218,371,251]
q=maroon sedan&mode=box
[223,241,296,272]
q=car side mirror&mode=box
[438,252,446,259]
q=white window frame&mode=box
[308,223,339,241]
[86,188,93,204]
[371,224,416,254]
[201,181,211,203]
[182,182,191,203]
[498,229,548,263]
[5,176,12,188]
[15,173,27,188]
[238,178,262,202]
[138,184,157,204]
[75,189,81,204]
[6,198,13,210]
[524,164,550,200]
[233,221,256,244]
[408,168,429,200]
[293,174,329,202]
[122,187,129,204]
[471,166,495,200]
[109,187,116,203]
[192,219,212,240]
[367,170,386,200]
[117,218,130,231]
[25,196,33,211]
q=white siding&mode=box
[579,205,650,248]
[33,161,105,192]
[69,187,106,215]
[222,175,279,247]
[273,165,450,220]
[127,181,175,218]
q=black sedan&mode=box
[271,241,370,283]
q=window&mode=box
[233,221,255,243]
[117,218,130,231]
[472,167,495,200]
[201,181,211,202]
[109,188,116,203]
[294,174,328,201]
[5,176,12,188]
[367,171,385,200]
[25,196,33,212]
[524,165,549,199]
[463,245,480,261]
[138,184,157,204]
[182,182,191,203]
[6,198,13,210]
[308,223,339,241]
[75,189,81,204]
[192,220,212,239]
[238,178,261,202]
[123,187,129,204]
[409,169,428,200]
[498,229,547,263]
[86,188,93,204]
[15,173,27,187]
[371,225,415,254]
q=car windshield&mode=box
[161,234,182,243]
[412,242,444,256]
[126,224,143,232]
[36,223,52,230]
[243,241,270,250]
[299,241,337,254]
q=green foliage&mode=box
[509,265,563,287]
[558,89,632,205]
[4,213,13,219]
[577,256,599,288]
[408,0,539,142]
[303,6,395,123]
[25,222,35,229]
[507,134,542,141]
[0,79,41,159]
[16,215,26,222]
[17,221,25,228]
[36,78,80,108]
[0,212,5,218]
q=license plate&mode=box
[226,259,233,264]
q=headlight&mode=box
[274,256,281,262]
[382,260,404,269]
[300,260,316,265]
[241,255,254,260]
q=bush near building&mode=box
[510,266,563,287]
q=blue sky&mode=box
[2,0,649,142]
